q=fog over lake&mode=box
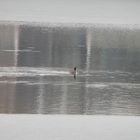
[0,0,140,24]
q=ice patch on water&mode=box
[0,80,30,84]
[86,83,109,88]
[86,82,140,89]
[109,82,140,89]
[0,67,70,77]
[0,49,40,53]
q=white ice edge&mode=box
[0,114,140,140]
[0,67,70,77]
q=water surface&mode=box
[0,23,140,115]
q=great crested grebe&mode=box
[71,67,77,79]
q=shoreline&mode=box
[0,20,140,29]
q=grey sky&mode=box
[0,0,140,24]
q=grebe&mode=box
[71,67,77,79]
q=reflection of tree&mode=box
[36,76,45,114]
[86,28,91,72]
[0,78,16,113]
[0,25,19,113]
[18,26,87,68]
[0,25,16,66]
[14,25,20,66]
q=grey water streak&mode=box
[0,23,140,115]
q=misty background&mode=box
[0,0,140,24]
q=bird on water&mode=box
[72,67,77,79]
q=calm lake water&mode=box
[0,23,140,115]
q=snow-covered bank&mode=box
[0,115,139,140]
